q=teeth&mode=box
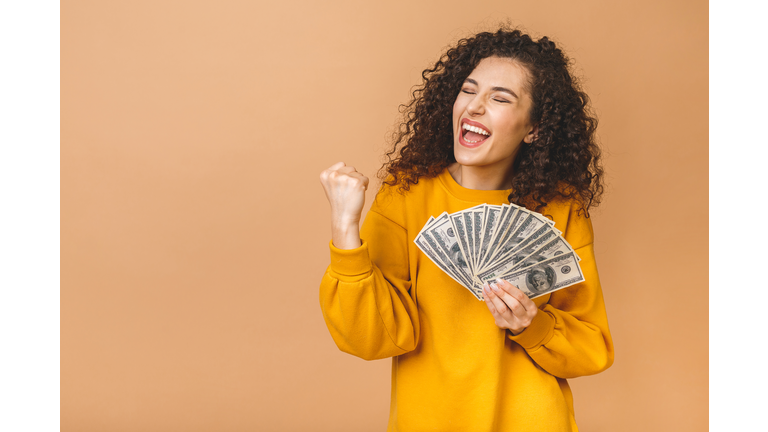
[462,123,490,136]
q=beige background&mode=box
[62,1,708,430]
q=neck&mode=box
[448,163,514,190]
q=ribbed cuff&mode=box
[507,309,556,350]
[329,239,374,281]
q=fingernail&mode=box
[490,283,500,292]
[495,278,504,285]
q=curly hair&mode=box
[378,27,604,214]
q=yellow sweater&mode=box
[319,168,614,431]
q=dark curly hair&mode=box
[378,27,604,214]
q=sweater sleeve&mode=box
[319,209,420,361]
[507,203,615,379]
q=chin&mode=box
[453,147,487,167]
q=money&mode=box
[492,252,584,299]
[414,203,585,300]
[422,213,483,298]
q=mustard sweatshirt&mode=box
[319,168,614,432]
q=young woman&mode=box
[318,28,613,431]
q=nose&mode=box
[466,95,485,116]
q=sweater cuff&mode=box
[329,239,374,281]
[507,309,555,350]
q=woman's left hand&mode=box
[483,278,538,335]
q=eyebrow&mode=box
[464,78,519,99]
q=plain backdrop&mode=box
[62,0,708,430]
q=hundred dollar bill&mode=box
[482,204,520,265]
[523,230,578,262]
[483,222,556,271]
[481,204,509,264]
[461,211,475,269]
[477,205,502,269]
[449,212,474,275]
[454,204,486,272]
[512,238,579,271]
[501,205,530,239]
[482,251,584,299]
[416,230,473,290]
[478,229,556,279]
[497,215,549,262]
[416,216,436,238]
[471,207,485,269]
[510,223,554,254]
[482,213,548,269]
[425,213,477,291]
[477,230,577,280]
[419,225,484,300]
[523,231,578,261]
[414,234,474,293]
[415,203,582,301]
[531,212,556,227]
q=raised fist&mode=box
[319,162,370,229]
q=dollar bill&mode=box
[449,212,475,275]
[480,222,553,272]
[480,204,508,265]
[414,234,475,293]
[482,204,520,265]
[416,215,436,238]
[531,212,556,227]
[477,205,501,269]
[483,213,545,267]
[461,211,474,269]
[414,203,583,301]
[476,230,576,280]
[417,231,472,289]
[424,213,477,291]
[471,207,485,269]
[483,251,584,299]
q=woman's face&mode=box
[452,56,536,176]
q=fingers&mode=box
[327,166,366,190]
[336,165,358,175]
[494,278,536,313]
[483,279,538,334]
[353,175,370,190]
[319,163,368,189]
[320,162,349,182]
[483,286,509,328]
[483,283,515,326]
[486,281,526,319]
[487,283,512,315]
[319,162,369,226]
[483,292,500,316]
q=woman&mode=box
[318,27,613,431]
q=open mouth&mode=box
[460,120,491,145]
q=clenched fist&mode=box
[319,162,370,249]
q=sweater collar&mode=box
[437,168,514,204]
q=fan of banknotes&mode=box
[414,203,584,300]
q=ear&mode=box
[523,124,539,144]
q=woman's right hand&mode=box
[319,162,369,249]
